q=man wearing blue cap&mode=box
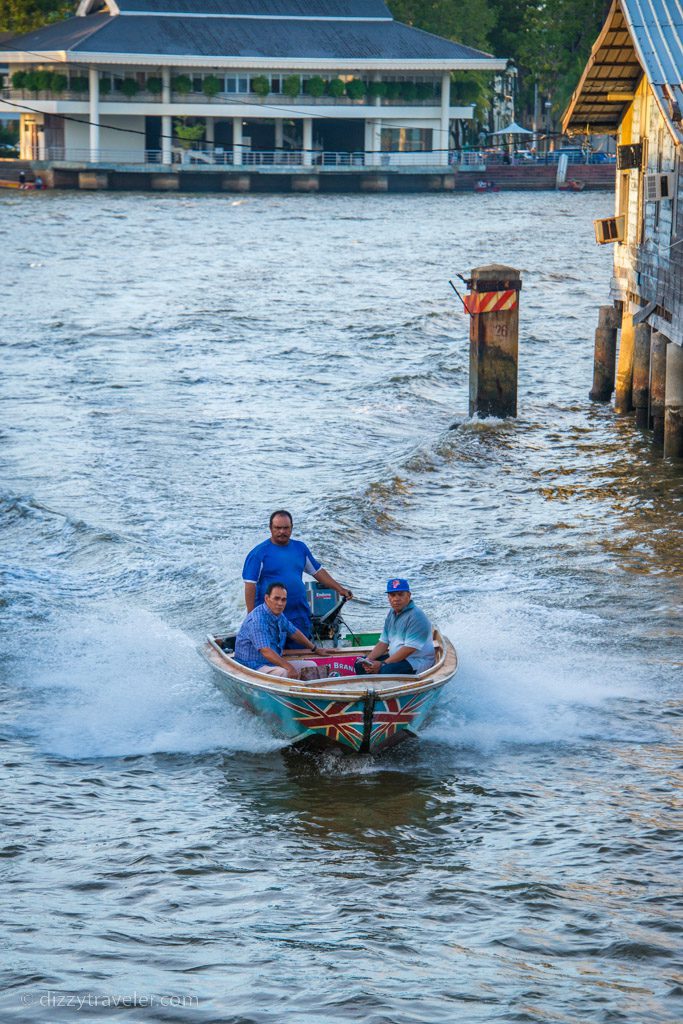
[356,578,435,676]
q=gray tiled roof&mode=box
[116,0,392,14]
[4,3,498,63]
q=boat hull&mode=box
[202,634,456,754]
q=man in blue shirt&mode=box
[356,578,435,676]
[234,582,323,680]
[242,510,353,639]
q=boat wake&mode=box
[423,593,649,753]
[10,603,282,759]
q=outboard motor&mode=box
[306,581,346,647]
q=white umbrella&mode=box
[490,122,533,135]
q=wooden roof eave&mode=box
[562,0,634,133]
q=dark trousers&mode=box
[355,654,415,676]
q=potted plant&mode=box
[172,74,192,96]
[326,78,345,98]
[345,78,365,101]
[11,70,28,89]
[147,76,163,95]
[283,75,300,97]
[119,78,139,98]
[71,76,89,93]
[251,75,269,97]
[367,80,387,99]
[203,75,222,98]
[306,75,325,98]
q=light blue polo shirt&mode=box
[380,600,435,673]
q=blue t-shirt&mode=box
[242,539,321,632]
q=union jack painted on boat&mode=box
[370,691,434,746]
[271,694,365,749]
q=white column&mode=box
[88,67,100,163]
[302,117,313,166]
[364,119,375,166]
[161,68,171,165]
[439,72,450,166]
[275,118,284,150]
[233,117,243,165]
[205,116,214,156]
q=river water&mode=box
[1,190,682,1023]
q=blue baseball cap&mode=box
[386,577,410,593]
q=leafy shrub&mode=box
[450,78,480,104]
[400,81,417,101]
[251,75,269,96]
[146,76,163,94]
[119,78,139,97]
[99,78,111,95]
[283,75,300,97]
[34,70,53,91]
[172,74,192,96]
[367,80,387,99]
[306,76,325,98]
[416,82,434,100]
[70,76,89,92]
[202,75,222,98]
[345,78,365,100]
[326,78,345,98]
[11,70,28,89]
[173,118,205,149]
[385,81,402,100]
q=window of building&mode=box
[225,76,249,93]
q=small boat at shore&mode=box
[201,628,457,753]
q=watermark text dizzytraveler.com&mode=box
[20,992,200,1010]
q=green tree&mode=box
[202,74,222,98]
[388,0,494,53]
[173,118,205,149]
[0,0,72,34]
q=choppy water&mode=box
[1,190,682,1023]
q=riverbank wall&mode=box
[0,160,615,193]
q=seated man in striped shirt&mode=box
[234,581,324,681]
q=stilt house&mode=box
[562,0,683,457]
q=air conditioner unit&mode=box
[645,172,675,201]
[617,143,643,170]
[594,215,626,244]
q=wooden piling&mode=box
[614,310,635,414]
[632,322,652,427]
[467,264,521,418]
[650,332,667,447]
[663,341,683,459]
[589,304,619,401]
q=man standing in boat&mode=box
[356,578,435,676]
[242,510,353,640]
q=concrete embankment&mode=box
[0,160,615,193]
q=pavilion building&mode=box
[0,0,506,170]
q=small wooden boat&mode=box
[557,178,586,192]
[474,180,500,193]
[201,629,457,754]
[0,178,39,190]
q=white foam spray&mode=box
[424,592,648,752]
[13,604,282,759]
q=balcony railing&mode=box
[2,86,439,107]
[40,146,457,168]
